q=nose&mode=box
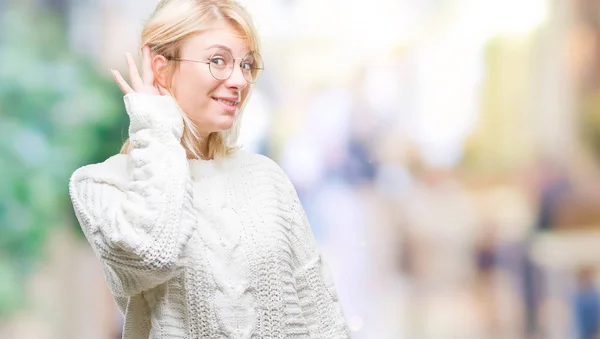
[225,63,249,90]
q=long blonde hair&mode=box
[120,0,261,160]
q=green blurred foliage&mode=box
[0,4,127,318]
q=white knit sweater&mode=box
[69,93,350,339]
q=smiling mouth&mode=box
[213,98,238,107]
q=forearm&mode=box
[70,93,196,296]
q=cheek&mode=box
[173,68,220,113]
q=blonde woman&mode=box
[68,0,350,338]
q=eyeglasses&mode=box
[166,49,264,84]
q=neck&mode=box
[199,133,210,159]
[186,135,210,160]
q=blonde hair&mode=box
[120,0,261,160]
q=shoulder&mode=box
[69,154,128,190]
[68,154,128,229]
[231,150,296,189]
[231,149,284,173]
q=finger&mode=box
[111,69,134,94]
[125,52,143,90]
[141,45,154,86]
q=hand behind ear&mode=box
[111,45,169,96]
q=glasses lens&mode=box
[208,49,234,80]
[241,52,264,83]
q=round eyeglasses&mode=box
[166,49,264,84]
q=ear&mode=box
[152,54,170,89]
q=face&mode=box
[157,22,251,136]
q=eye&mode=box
[210,56,227,67]
[241,61,254,71]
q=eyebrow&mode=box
[205,44,252,55]
[206,44,233,51]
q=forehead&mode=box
[182,23,250,56]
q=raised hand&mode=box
[111,45,169,96]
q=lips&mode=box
[212,96,239,113]
[215,98,236,106]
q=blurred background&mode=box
[3,0,600,338]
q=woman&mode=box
[68,0,350,338]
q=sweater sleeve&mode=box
[286,181,351,339]
[69,93,196,298]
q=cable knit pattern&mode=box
[287,180,352,339]
[69,93,350,339]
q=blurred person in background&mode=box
[572,267,600,339]
[67,0,350,338]
[523,158,572,338]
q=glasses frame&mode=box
[166,49,264,84]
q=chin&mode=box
[213,117,236,131]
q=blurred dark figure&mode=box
[474,224,504,337]
[573,267,600,339]
[475,226,498,275]
[523,159,571,338]
[536,160,571,232]
[343,137,376,185]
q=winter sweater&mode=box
[68,93,350,339]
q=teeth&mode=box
[216,98,236,106]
